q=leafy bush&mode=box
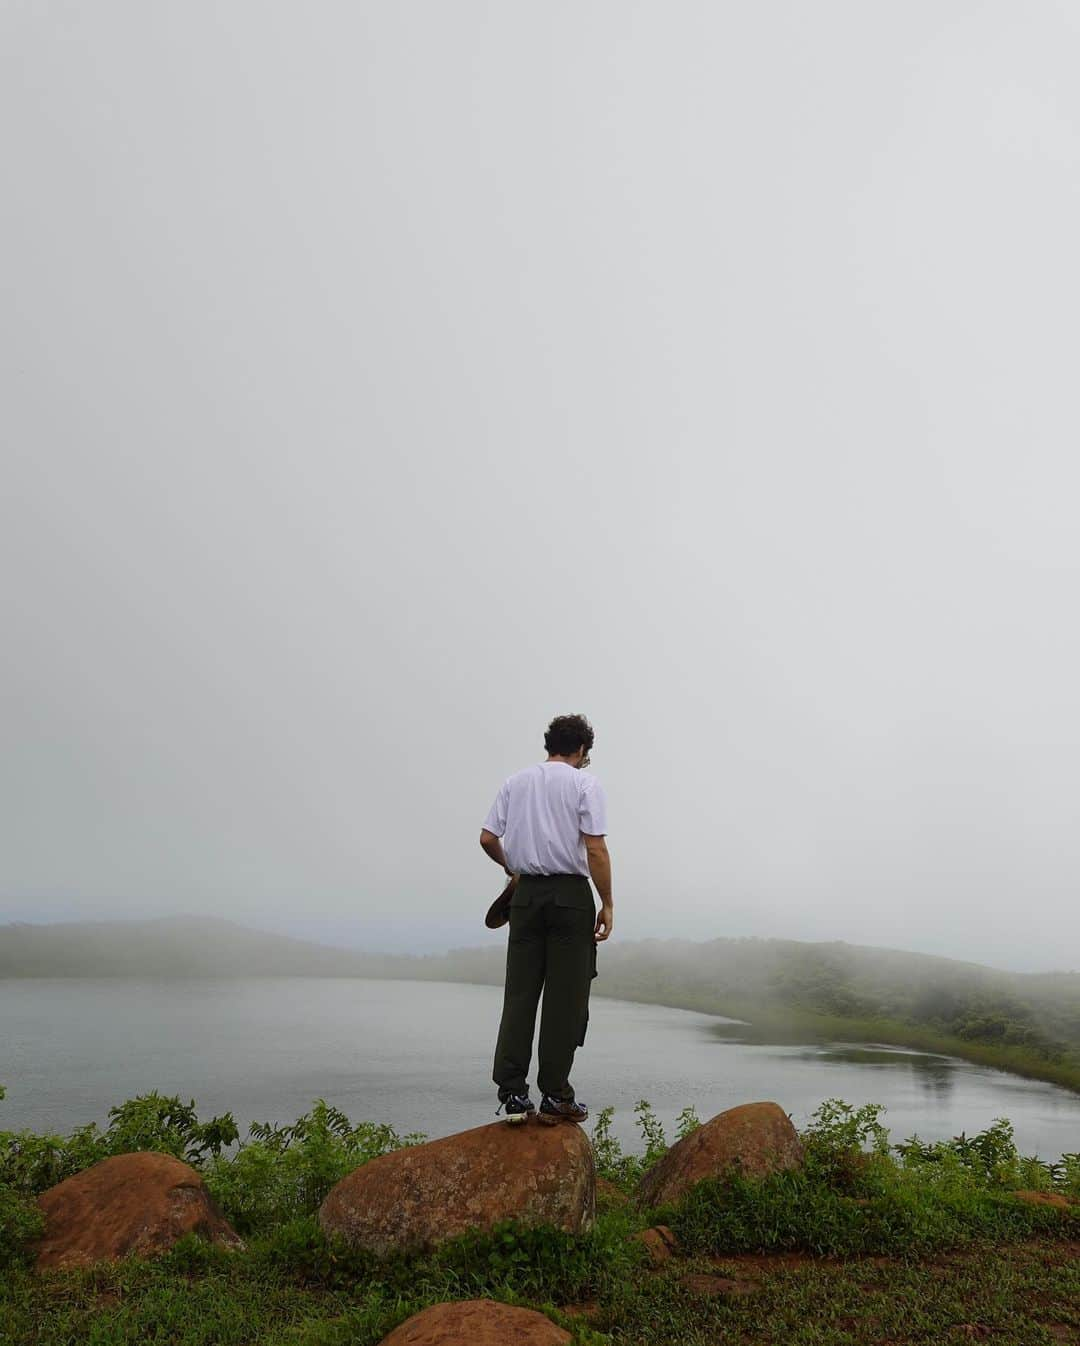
[800,1097,894,1194]
[0,1182,45,1271]
[0,1090,239,1195]
[202,1099,426,1233]
[893,1116,1080,1200]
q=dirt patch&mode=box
[708,1250,825,1274]
[680,1273,758,1299]
[560,1302,600,1320]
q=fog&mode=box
[3,3,1079,973]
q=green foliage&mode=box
[800,1098,893,1191]
[803,1098,892,1159]
[666,1157,1079,1258]
[673,1104,701,1140]
[0,1090,239,1196]
[3,1086,1079,1302]
[1046,1151,1080,1198]
[589,1098,685,1190]
[418,1213,638,1302]
[202,1099,427,1234]
[0,1078,45,1272]
[633,1099,668,1169]
[0,1183,45,1271]
[893,1115,1080,1197]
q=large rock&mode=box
[33,1151,245,1272]
[319,1120,595,1256]
[637,1101,803,1209]
[380,1298,570,1345]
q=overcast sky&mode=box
[2,2,1078,972]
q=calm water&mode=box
[2,978,1080,1160]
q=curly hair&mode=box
[544,713,595,757]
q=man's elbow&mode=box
[583,834,608,856]
[480,829,499,850]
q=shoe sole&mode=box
[503,1112,530,1124]
[536,1111,587,1126]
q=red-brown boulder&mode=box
[637,1101,803,1209]
[33,1151,244,1272]
[319,1120,594,1256]
[380,1298,571,1345]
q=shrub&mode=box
[0,1182,45,1271]
[202,1099,426,1234]
[0,1090,240,1195]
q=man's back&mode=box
[484,760,607,878]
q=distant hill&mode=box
[3,915,1079,1088]
[0,915,423,980]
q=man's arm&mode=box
[480,829,514,877]
[583,833,613,940]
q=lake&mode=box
[3,977,1079,1160]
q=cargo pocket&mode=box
[578,942,598,1047]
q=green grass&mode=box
[2,1092,1079,1345]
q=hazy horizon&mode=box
[2,910,1077,979]
[4,3,1080,976]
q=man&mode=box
[479,713,613,1125]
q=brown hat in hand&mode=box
[485,875,517,929]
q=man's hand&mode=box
[582,832,612,940]
[594,902,614,942]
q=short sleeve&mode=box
[579,775,608,836]
[482,780,510,837]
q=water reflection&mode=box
[787,1044,957,1100]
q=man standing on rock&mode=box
[479,713,613,1125]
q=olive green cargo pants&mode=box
[492,873,598,1104]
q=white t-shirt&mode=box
[482,761,608,878]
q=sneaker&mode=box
[495,1092,535,1125]
[537,1094,588,1125]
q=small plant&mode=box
[674,1104,701,1140]
[633,1099,668,1169]
[588,1105,626,1185]
[588,1098,685,1189]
